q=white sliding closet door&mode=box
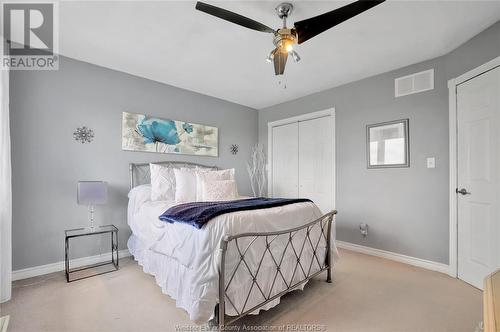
[299,116,333,213]
[270,110,335,213]
[272,122,299,198]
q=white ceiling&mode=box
[58,1,500,109]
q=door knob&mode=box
[456,188,471,195]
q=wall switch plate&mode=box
[427,157,435,168]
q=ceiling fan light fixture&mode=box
[274,33,295,54]
[266,50,275,63]
[290,50,301,62]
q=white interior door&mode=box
[298,116,333,213]
[457,66,500,289]
[272,122,298,198]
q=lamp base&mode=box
[88,205,97,232]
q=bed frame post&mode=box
[218,237,229,330]
[213,304,219,326]
[129,163,134,190]
[326,211,336,283]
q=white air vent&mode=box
[395,69,434,97]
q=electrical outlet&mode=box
[427,157,435,168]
[359,223,368,237]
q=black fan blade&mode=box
[196,2,276,34]
[294,0,385,44]
[273,50,288,76]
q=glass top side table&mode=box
[64,224,119,282]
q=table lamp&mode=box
[77,181,107,231]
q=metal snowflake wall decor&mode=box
[73,126,94,144]
[230,144,239,155]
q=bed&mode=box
[127,161,338,329]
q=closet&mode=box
[268,110,335,213]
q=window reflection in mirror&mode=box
[367,119,409,168]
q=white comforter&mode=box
[127,185,337,324]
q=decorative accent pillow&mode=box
[150,164,175,201]
[195,168,235,201]
[174,168,197,203]
[202,180,238,201]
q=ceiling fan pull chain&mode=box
[278,75,287,89]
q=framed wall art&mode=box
[122,112,218,157]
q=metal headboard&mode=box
[129,161,217,189]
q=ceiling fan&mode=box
[195,0,385,76]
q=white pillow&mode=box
[202,180,238,201]
[195,168,235,201]
[174,168,197,203]
[150,164,175,201]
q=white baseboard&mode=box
[13,242,452,280]
[12,249,131,281]
[336,240,453,276]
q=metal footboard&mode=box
[215,210,337,329]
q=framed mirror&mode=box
[367,119,409,168]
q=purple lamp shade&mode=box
[77,181,108,205]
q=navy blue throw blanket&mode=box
[159,197,312,229]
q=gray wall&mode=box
[10,56,258,270]
[446,21,500,79]
[259,21,500,265]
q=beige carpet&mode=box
[0,249,482,332]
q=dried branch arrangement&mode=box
[247,143,267,197]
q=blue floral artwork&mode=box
[121,112,218,156]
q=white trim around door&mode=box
[447,56,500,279]
[267,108,336,211]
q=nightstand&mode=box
[64,224,119,282]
